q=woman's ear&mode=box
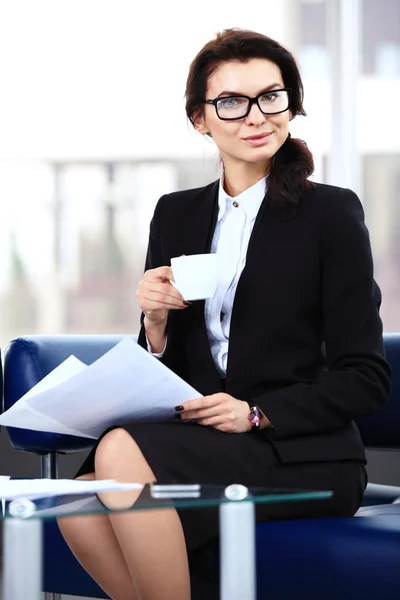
[191,111,210,135]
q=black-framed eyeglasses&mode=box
[202,88,291,121]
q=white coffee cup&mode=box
[170,254,219,301]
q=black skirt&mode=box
[76,421,367,578]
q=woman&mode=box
[59,29,391,600]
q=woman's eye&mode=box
[261,92,279,102]
[218,97,246,109]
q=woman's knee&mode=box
[94,427,155,482]
[95,428,141,471]
[75,473,96,481]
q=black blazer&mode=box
[138,180,391,464]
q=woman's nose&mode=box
[245,101,266,126]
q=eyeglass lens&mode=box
[216,90,289,119]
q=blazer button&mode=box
[232,201,239,208]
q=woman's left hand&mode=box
[177,393,253,433]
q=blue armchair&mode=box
[3,333,400,599]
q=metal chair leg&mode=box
[42,453,60,600]
[41,452,59,479]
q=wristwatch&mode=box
[247,403,262,430]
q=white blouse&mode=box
[205,176,267,375]
[148,176,267,375]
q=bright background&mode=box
[0,0,399,347]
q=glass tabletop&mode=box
[3,483,333,521]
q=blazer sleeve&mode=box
[136,195,179,369]
[254,188,392,440]
[137,195,166,349]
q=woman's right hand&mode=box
[136,266,188,330]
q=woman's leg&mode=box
[57,473,138,600]
[94,427,191,600]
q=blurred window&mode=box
[0,0,399,345]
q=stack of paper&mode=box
[0,338,202,439]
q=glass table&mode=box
[2,483,332,600]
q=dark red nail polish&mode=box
[175,405,184,411]
[174,413,181,420]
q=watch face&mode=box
[249,406,261,427]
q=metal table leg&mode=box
[219,485,256,600]
[3,510,42,600]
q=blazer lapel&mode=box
[168,180,219,259]
[225,198,271,390]
[225,201,297,393]
[170,180,222,395]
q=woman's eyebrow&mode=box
[216,83,283,98]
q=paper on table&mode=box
[0,338,202,439]
[0,478,143,501]
[32,495,105,518]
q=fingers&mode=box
[143,266,174,282]
[178,394,228,420]
[141,291,187,310]
[197,416,234,431]
[181,405,222,421]
[137,278,187,312]
[177,394,247,434]
[146,282,185,304]
[142,297,187,312]
[180,394,225,413]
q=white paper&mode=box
[0,338,202,438]
[0,478,143,501]
[32,495,105,517]
[0,402,97,438]
[0,356,94,438]
[22,355,88,401]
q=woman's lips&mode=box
[243,132,273,147]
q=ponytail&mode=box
[266,134,314,209]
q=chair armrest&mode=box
[361,483,400,507]
[3,334,137,454]
[356,503,400,516]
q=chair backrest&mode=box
[3,334,134,453]
[355,333,400,449]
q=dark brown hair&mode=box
[185,29,314,208]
